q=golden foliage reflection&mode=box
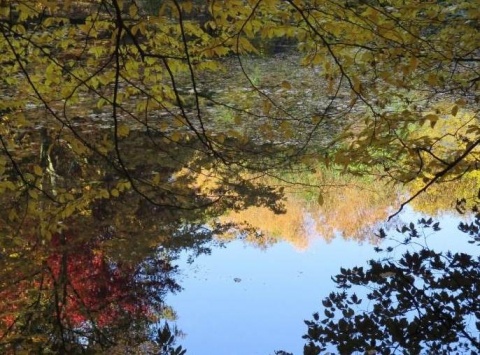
[219,198,309,251]
[219,174,401,249]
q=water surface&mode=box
[167,208,472,354]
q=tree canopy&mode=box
[0,0,479,352]
[1,0,479,206]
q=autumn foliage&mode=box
[0,0,479,353]
[0,229,177,352]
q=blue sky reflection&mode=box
[166,207,472,354]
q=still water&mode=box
[167,208,469,354]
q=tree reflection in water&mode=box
[0,201,191,353]
[303,210,480,354]
[0,127,285,353]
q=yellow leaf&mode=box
[110,188,119,197]
[64,193,74,201]
[352,78,362,93]
[70,139,88,155]
[33,165,43,176]
[281,80,292,90]
[152,173,161,185]
[424,114,438,129]
[129,4,138,18]
[262,100,272,115]
[117,124,130,138]
[43,230,52,241]
[28,189,38,199]
[117,181,132,192]
[238,37,258,54]
[317,193,324,206]
[171,131,182,142]
[451,105,458,117]
[182,1,193,13]
[63,204,76,218]
[97,98,107,109]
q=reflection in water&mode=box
[0,228,179,353]
[0,126,281,352]
[220,174,401,249]
[2,151,477,353]
[303,210,480,354]
[1,1,479,351]
[1,120,478,353]
[408,171,480,216]
[313,181,400,242]
[166,226,396,354]
[170,207,478,354]
[219,199,309,250]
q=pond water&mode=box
[166,207,472,354]
[2,3,479,352]
[3,96,477,353]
